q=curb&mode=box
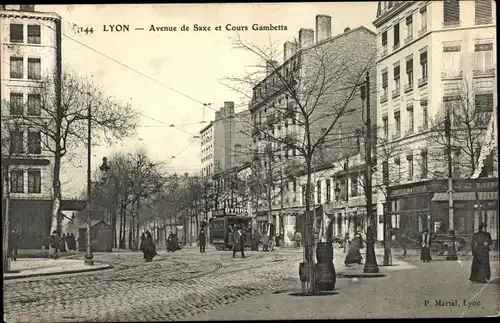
[3,264,113,280]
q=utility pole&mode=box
[85,92,94,266]
[444,108,457,260]
[362,72,379,273]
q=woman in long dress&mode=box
[143,231,158,262]
[469,223,493,284]
[420,229,432,262]
[344,232,363,266]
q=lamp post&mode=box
[444,110,458,260]
[334,184,341,237]
[361,72,379,274]
[85,92,94,266]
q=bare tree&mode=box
[221,31,376,293]
[2,71,139,234]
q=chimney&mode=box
[344,27,351,33]
[315,15,332,43]
[283,41,298,62]
[299,28,314,49]
[224,101,235,115]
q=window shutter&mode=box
[382,72,388,87]
[382,31,387,46]
[475,0,492,21]
[444,0,460,23]
[406,59,413,72]
[420,51,427,64]
[394,66,400,79]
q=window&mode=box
[27,58,41,80]
[394,111,401,136]
[10,57,23,79]
[421,100,429,129]
[10,131,24,154]
[351,175,358,197]
[382,161,389,184]
[382,71,388,94]
[443,0,460,25]
[28,169,42,193]
[394,157,401,182]
[443,43,462,71]
[10,170,24,193]
[475,93,494,113]
[326,179,331,202]
[27,94,41,116]
[10,24,23,43]
[406,59,413,86]
[421,150,428,178]
[381,30,388,52]
[407,154,414,180]
[420,51,428,79]
[383,116,389,140]
[474,42,494,72]
[28,131,41,154]
[393,65,400,90]
[407,105,414,133]
[9,93,24,115]
[317,181,322,203]
[475,0,493,24]
[27,25,41,44]
[420,6,428,29]
[405,15,413,39]
[393,23,400,49]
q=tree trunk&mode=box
[3,165,11,272]
[304,159,315,294]
[50,149,63,234]
[135,198,141,250]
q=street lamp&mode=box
[85,92,93,266]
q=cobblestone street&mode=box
[3,247,302,322]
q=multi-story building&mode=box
[373,0,497,245]
[249,14,377,245]
[0,5,65,248]
[200,121,214,179]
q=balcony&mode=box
[443,20,461,28]
[418,27,427,37]
[418,76,428,87]
[392,87,401,99]
[380,46,388,58]
[441,70,463,80]
[404,35,413,45]
[380,92,388,103]
[475,17,493,25]
[473,69,495,77]
[404,83,413,93]
[393,43,400,51]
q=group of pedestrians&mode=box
[48,231,77,259]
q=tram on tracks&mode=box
[209,215,253,250]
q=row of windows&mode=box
[9,168,42,194]
[8,130,42,154]
[9,23,41,44]
[381,5,427,55]
[9,56,42,80]
[8,92,41,116]
[201,153,213,163]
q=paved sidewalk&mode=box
[186,258,499,320]
[3,258,112,280]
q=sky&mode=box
[37,2,379,198]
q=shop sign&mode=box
[454,180,498,191]
[390,184,429,197]
[256,215,268,222]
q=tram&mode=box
[209,215,253,250]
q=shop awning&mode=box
[431,191,498,202]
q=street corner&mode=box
[3,258,113,280]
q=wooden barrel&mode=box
[316,242,334,263]
[314,262,336,291]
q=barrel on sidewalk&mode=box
[314,242,336,291]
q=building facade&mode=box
[373,0,498,245]
[249,14,377,246]
[200,121,214,179]
[1,4,63,248]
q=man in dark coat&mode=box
[8,228,19,261]
[469,223,493,284]
[198,229,206,253]
[420,229,432,262]
[232,226,245,258]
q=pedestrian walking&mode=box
[69,233,77,251]
[295,231,302,248]
[198,229,206,253]
[59,233,67,252]
[420,229,432,262]
[139,233,146,254]
[48,231,59,259]
[469,223,493,284]
[142,231,158,262]
[344,232,363,266]
[232,226,245,258]
[8,228,19,261]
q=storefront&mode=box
[387,178,498,246]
